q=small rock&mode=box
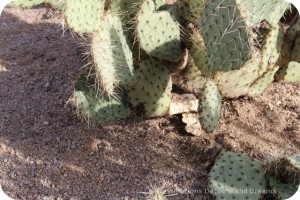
[43,121,49,125]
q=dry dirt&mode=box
[0,6,299,200]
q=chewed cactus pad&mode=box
[8,0,44,7]
[209,150,267,200]
[214,54,261,98]
[248,66,279,97]
[259,25,284,76]
[64,0,105,33]
[136,0,182,61]
[269,176,298,200]
[91,13,135,96]
[275,62,300,84]
[199,80,221,133]
[74,70,131,122]
[172,53,207,94]
[128,58,172,117]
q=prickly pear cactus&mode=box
[128,58,172,117]
[269,176,298,200]
[135,0,182,61]
[74,70,131,122]
[91,13,135,97]
[248,66,279,97]
[8,0,44,7]
[199,80,221,133]
[214,53,261,98]
[197,0,253,72]
[64,0,105,33]
[276,62,300,84]
[209,150,267,200]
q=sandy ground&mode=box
[0,6,299,200]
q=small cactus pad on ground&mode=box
[209,150,267,200]
[74,70,131,122]
[8,0,45,7]
[269,176,298,200]
[199,80,221,133]
[91,13,135,96]
[248,66,279,97]
[136,0,182,61]
[64,0,105,33]
[128,58,172,117]
[214,53,261,98]
[263,155,300,185]
[275,62,300,84]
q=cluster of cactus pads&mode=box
[209,150,300,200]
[8,0,300,134]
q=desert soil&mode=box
[0,5,299,200]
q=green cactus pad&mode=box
[177,0,204,23]
[91,13,135,96]
[199,80,221,133]
[291,37,300,62]
[172,53,207,94]
[64,0,105,33]
[275,62,300,84]
[136,0,182,61]
[74,70,131,122]
[109,0,140,22]
[269,176,298,200]
[259,25,284,76]
[287,17,300,41]
[248,66,279,97]
[214,53,261,98]
[128,58,172,117]
[190,30,211,77]
[209,150,267,200]
[45,0,64,10]
[8,0,44,7]
[238,0,289,27]
[264,155,300,185]
[199,0,253,72]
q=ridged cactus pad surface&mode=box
[199,0,253,72]
[209,150,267,200]
[199,80,221,132]
[136,0,182,61]
[74,70,131,122]
[128,58,172,117]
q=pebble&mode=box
[43,121,49,125]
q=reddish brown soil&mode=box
[0,6,299,200]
